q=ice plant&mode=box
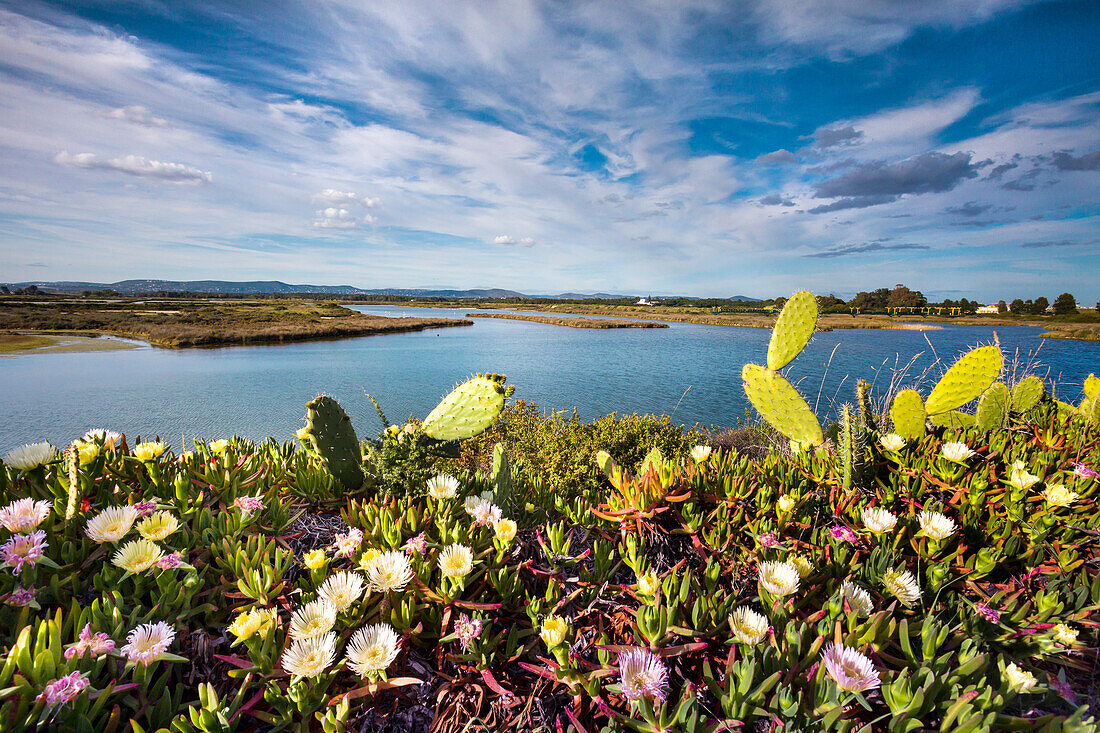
[941,441,974,463]
[156,552,183,570]
[1008,467,1040,491]
[841,580,874,617]
[6,585,36,607]
[76,442,100,465]
[35,672,89,709]
[403,533,428,555]
[281,633,337,678]
[540,615,569,648]
[289,599,338,639]
[136,511,180,541]
[426,474,459,499]
[82,429,121,445]
[471,501,503,528]
[789,555,813,579]
[121,621,176,666]
[453,613,482,650]
[861,507,897,534]
[333,527,364,558]
[365,551,414,593]
[233,496,263,517]
[883,568,921,607]
[132,441,166,461]
[303,549,327,569]
[690,444,712,463]
[65,624,115,660]
[1072,462,1099,479]
[636,570,660,595]
[112,538,164,573]
[0,498,51,533]
[438,543,474,578]
[208,439,230,455]
[2,442,57,471]
[821,643,880,693]
[85,506,139,543]
[318,570,366,611]
[777,495,796,513]
[828,525,859,544]
[1053,623,1078,646]
[975,603,1000,623]
[618,648,669,703]
[728,607,769,645]
[918,510,957,540]
[345,624,401,678]
[133,501,157,517]
[1,531,47,574]
[879,434,906,451]
[1043,484,1078,507]
[228,608,277,641]
[758,531,781,548]
[493,518,517,543]
[1004,662,1037,693]
[758,560,800,597]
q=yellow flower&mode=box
[303,549,327,570]
[1052,623,1078,646]
[76,441,100,465]
[438,544,474,578]
[133,441,166,462]
[540,615,570,648]
[777,495,796,513]
[789,555,813,579]
[295,427,311,443]
[357,548,381,571]
[228,607,277,641]
[112,538,164,573]
[494,518,517,543]
[636,570,660,596]
[1004,662,1037,693]
[136,512,179,542]
[1043,484,1078,507]
[208,439,229,455]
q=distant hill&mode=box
[728,295,762,302]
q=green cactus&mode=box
[767,290,818,370]
[1010,376,1045,413]
[1084,373,1099,399]
[637,446,666,477]
[489,442,512,504]
[924,345,1003,416]
[304,395,365,491]
[856,379,876,433]
[742,364,824,447]
[840,404,867,491]
[1080,376,1100,427]
[890,389,927,441]
[422,373,512,442]
[932,410,978,429]
[976,383,1010,431]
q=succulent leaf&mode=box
[422,374,509,441]
[1010,376,1045,413]
[890,389,927,441]
[976,383,1010,431]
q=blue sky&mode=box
[1,0,1098,301]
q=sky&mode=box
[0,0,1098,301]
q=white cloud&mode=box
[492,235,535,247]
[105,105,168,127]
[54,151,211,183]
[312,207,359,229]
[311,189,381,207]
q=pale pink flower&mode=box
[453,613,483,650]
[333,527,364,558]
[1,531,47,574]
[975,603,1000,623]
[234,496,263,517]
[65,623,115,660]
[35,672,89,708]
[404,532,428,556]
[6,585,36,607]
[121,621,176,666]
[156,552,183,570]
[821,643,880,692]
[0,498,52,533]
[829,525,859,544]
[1072,463,1098,479]
[471,502,502,528]
[133,501,158,517]
[618,648,668,702]
[757,532,781,548]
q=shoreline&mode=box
[464,312,668,329]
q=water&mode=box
[2,305,1097,451]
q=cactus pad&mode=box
[932,410,977,429]
[637,447,665,477]
[1011,376,1044,413]
[1084,374,1099,399]
[890,389,926,441]
[976,383,1010,431]
[422,374,509,441]
[925,345,1003,416]
[742,364,823,446]
[767,290,819,371]
[304,395,364,491]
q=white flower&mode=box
[777,495,796,513]
[121,622,175,666]
[1008,467,1040,491]
[618,648,668,702]
[1052,623,1078,646]
[821,643,880,692]
[281,633,336,678]
[288,599,337,640]
[464,494,490,516]
[365,551,414,593]
[85,506,139,544]
[3,442,57,471]
[1042,484,1078,507]
[879,434,906,452]
[136,512,179,541]
[112,538,164,573]
[861,506,897,534]
[318,571,366,612]
[1004,662,1037,693]
[345,624,401,677]
[883,568,920,607]
[471,502,502,528]
[841,580,874,617]
[82,429,121,446]
[0,498,52,533]
[426,474,459,500]
[728,607,769,645]
[918,510,957,540]
[941,442,974,463]
[758,561,800,597]
[438,544,474,578]
[690,445,712,463]
[789,555,813,579]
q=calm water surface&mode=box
[2,305,1097,451]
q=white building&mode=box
[976,304,999,314]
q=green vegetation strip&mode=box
[464,312,669,328]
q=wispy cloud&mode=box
[54,151,211,183]
[805,242,930,258]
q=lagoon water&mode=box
[2,304,1098,451]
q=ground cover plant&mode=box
[1,294,1099,732]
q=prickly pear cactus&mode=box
[422,373,512,442]
[924,345,1003,416]
[742,364,824,447]
[596,450,624,490]
[304,395,364,491]
[766,290,818,371]
[856,379,876,433]
[1081,374,1100,426]
[977,383,1011,431]
[1010,376,1044,413]
[890,389,926,441]
[637,447,666,477]
[932,410,978,429]
[840,404,867,491]
[490,442,512,504]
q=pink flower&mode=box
[1072,463,1099,479]
[233,496,263,517]
[617,648,668,702]
[404,532,428,556]
[828,525,859,545]
[65,623,115,660]
[333,527,364,558]
[975,603,1000,623]
[6,585,36,607]
[1,531,47,574]
[36,672,89,708]
[133,501,158,517]
[453,613,483,650]
[821,643,880,693]
[757,532,781,548]
[156,552,183,570]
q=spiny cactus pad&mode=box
[1011,376,1045,413]
[305,395,364,491]
[637,446,665,477]
[742,364,823,446]
[890,389,927,441]
[932,410,978,429]
[767,290,819,371]
[977,383,1010,431]
[422,374,509,442]
[924,345,1003,416]
[1084,374,1099,399]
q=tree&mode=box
[1031,296,1049,315]
[997,300,1007,314]
[1010,298,1025,314]
[849,288,890,310]
[887,284,926,308]
[1052,292,1077,315]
